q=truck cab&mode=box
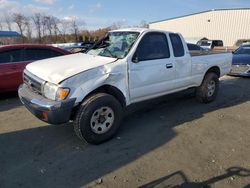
[19,28,232,144]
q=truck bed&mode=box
[190,50,229,57]
[191,51,232,82]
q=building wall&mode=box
[149,9,250,46]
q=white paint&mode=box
[25,28,232,106]
[26,53,117,84]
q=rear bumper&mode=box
[18,84,76,124]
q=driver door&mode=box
[128,32,176,102]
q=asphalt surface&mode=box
[0,76,250,188]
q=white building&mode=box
[149,8,250,46]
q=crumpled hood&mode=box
[26,53,116,84]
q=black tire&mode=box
[196,72,219,103]
[73,93,123,144]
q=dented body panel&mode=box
[26,53,118,84]
[61,59,129,104]
[19,28,232,125]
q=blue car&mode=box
[229,45,250,77]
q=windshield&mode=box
[234,46,250,55]
[87,31,140,59]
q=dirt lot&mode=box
[0,76,249,188]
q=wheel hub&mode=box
[90,106,115,134]
[98,115,106,124]
[207,80,216,97]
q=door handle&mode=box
[166,63,173,69]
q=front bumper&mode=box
[229,65,250,77]
[18,84,76,124]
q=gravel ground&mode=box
[0,76,249,188]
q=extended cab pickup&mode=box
[19,28,232,144]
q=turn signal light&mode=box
[56,88,70,100]
[42,111,49,121]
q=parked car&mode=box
[229,45,250,77]
[0,44,70,93]
[19,28,232,144]
[234,39,250,47]
[63,42,94,53]
[197,40,223,50]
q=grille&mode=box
[23,71,43,94]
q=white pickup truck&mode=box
[19,28,232,144]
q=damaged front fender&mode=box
[60,60,130,105]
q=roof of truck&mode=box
[111,28,172,34]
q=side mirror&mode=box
[132,53,140,63]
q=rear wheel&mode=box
[196,72,219,103]
[73,93,123,144]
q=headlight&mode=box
[43,82,58,100]
[43,82,70,101]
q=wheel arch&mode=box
[83,85,127,108]
[205,66,221,78]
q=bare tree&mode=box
[71,18,79,42]
[24,18,32,41]
[138,20,149,28]
[109,21,123,30]
[42,15,59,43]
[51,16,60,42]
[32,13,42,43]
[41,15,48,38]
[45,16,53,37]
[58,18,71,43]
[12,13,27,42]
[5,14,12,31]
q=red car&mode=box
[0,44,70,92]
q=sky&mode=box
[0,0,250,30]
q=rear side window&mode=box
[24,48,63,61]
[135,32,170,61]
[170,34,185,57]
[0,49,23,64]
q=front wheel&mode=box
[196,72,219,103]
[73,93,123,144]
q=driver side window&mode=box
[134,32,170,62]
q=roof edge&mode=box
[149,8,250,24]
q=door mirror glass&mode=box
[132,53,140,63]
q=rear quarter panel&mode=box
[191,52,232,86]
